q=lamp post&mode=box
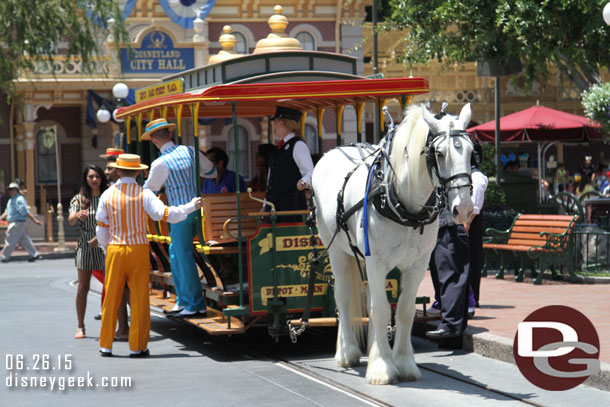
[96,83,129,152]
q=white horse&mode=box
[312,103,474,385]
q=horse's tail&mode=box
[348,260,367,349]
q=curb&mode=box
[466,328,610,392]
[416,321,610,392]
[6,252,74,262]
[572,275,610,284]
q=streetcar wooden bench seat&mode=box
[483,214,578,284]
[195,192,265,253]
[192,192,264,298]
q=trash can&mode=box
[499,171,539,213]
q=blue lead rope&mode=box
[363,163,376,256]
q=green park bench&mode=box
[483,214,579,285]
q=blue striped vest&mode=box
[160,145,196,206]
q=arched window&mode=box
[227,125,250,179]
[304,124,319,154]
[296,32,315,51]
[233,32,248,54]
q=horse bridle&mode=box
[425,129,475,196]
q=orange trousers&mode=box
[99,244,150,352]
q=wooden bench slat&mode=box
[509,233,547,241]
[512,225,573,234]
[484,243,530,251]
[483,243,559,253]
[514,220,573,228]
[506,238,550,246]
[516,214,576,221]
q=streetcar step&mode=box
[149,288,247,335]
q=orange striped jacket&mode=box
[98,182,148,246]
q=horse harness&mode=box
[291,120,476,343]
[337,127,475,239]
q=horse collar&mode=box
[371,173,441,232]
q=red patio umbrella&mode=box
[468,105,603,142]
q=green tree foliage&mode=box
[385,0,610,92]
[480,144,507,210]
[0,0,129,95]
[582,82,610,129]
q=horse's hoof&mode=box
[394,356,421,382]
[335,350,361,368]
[365,359,399,385]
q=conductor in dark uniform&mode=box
[265,106,314,223]
[426,207,471,344]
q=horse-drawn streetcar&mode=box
[114,8,474,351]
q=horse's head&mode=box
[422,104,475,225]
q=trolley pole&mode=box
[494,76,501,186]
[232,102,244,309]
[372,0,380,143]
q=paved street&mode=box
[1,259,609,406]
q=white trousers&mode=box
[1,221,38,260]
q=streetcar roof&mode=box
[115,77,429,120]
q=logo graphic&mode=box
[149,32,167,49]
[513,305,600,391]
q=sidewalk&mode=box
[0,240,76,261]
[416,270,610,391]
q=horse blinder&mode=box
[426,129,476,194]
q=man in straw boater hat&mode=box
[96,154,204,357]
[1,182,44,263]
[94,147,130,339]
[265,106,314,223]
[99,148,124,185]
[142,118,216,318]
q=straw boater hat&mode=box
[141,118,176,141]
[99,148,124,159]
[108,154,149,170]
[7,182,20,191]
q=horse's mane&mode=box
[389,104,427,183]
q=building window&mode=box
[296,32,315,51]
[304,124,319,154]
[233,32,248,54]
[35,126,58,184]
[227,125,250,179]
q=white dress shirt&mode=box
[96,177,198,252]
[144,141,217,193]
[471,168,489,215]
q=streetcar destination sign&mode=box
[136,79,184,103]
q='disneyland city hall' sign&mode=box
[120,30,194,74]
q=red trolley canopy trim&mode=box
[116,77,429,119]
